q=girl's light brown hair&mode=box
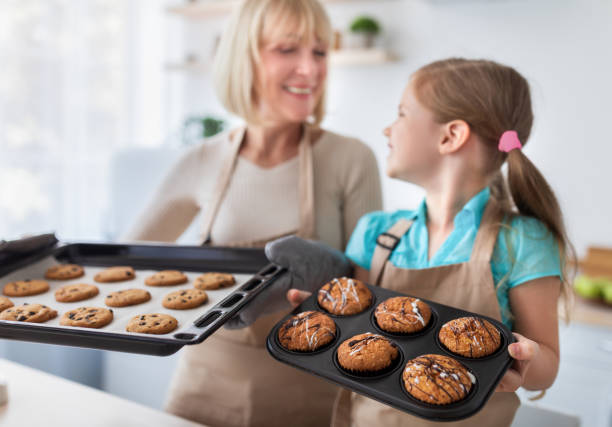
[412,58,575,320]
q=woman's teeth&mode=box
[285,86,313,95]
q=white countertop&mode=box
[0,358,205,427]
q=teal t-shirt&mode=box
[345,187,562,329]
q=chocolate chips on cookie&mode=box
[162,289,208,309]
[60,307,114,328]
[45,264,85,280]
[126,313,178,334]
[0,303,57,323]
[3,279,50,297]
[94,266,135,283]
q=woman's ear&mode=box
[439,120,471,154]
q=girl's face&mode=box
[383,81,445,183]
[256,32,328,125]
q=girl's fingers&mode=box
[286,289,312,307]
[508,333,539,361]
[495,368,523,393]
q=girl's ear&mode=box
[439,120,471,154]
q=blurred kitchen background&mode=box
[1,0,611,425]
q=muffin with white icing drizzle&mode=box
[317,277,372,316]
[438,316,501,358]
[278,311,336,352]
[403,354,475,405]
[374,296,432,334]
[337,332,399,374]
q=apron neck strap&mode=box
[369,219,413,286]
[201,124,315,245]
[470,199,505,263]
[296,124,315,239]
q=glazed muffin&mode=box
[438,316,501,358]
[374,296,432,334]
[337,332,399,375]
[317,277,372,316]
[278,311,336,352]
[403,354,475,405]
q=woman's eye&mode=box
[278,47,296,54]
[313,49,327,57]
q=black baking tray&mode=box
[0,242,285,356]
[266,283,515,422]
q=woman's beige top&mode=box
[124,128,382,250]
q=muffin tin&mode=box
[266,282,515,422]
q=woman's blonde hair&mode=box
[412,58,575,319]
[213,0,332,126]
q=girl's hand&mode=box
[496,333,540,392]
[286,289,312,308]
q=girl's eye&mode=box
[313,49,327,57]
[278,47,297,54]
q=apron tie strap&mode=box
[470,201,505,263]
[369,219,412,286]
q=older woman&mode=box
[124,0,382,426]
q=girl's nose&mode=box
[383,126,391,137]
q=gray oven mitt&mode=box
[224,236,352,329]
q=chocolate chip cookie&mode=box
[126,313,178,334]
[60,307,113,328]
[145,270,188,287]
[55,284,99,303]
[0,303,57,323]
[0,296,14,312]
[162,289,208,309]
[94,266,135,283]
[194,272,235,290]
[3,279,50,297]
[45,264,85,280]
[105,289,151,307]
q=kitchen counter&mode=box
[568,294,612,328]
[0,358,204,427]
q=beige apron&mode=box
[331,201,521,427]
[165,124,339,427]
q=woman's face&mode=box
[383,81,445,183]
[256,32,328,125]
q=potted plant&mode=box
[349,16,380,49]
[182,115,225,145]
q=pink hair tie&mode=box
[498,130,522,153]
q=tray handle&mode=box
[174,263,287,343]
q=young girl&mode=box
[282,58,574,426]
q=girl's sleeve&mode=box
[345,212,388,271]
[502,217,563,288]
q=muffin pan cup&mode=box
[0,241,284,356]
[267,283,516,422]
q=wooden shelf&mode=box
[167,0,388,18]
[165,48,395,72]
[330,48,394,66]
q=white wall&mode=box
[178,0,611,256]
[324,0,612,257]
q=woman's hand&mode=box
[287,289,312,308]
[495,333,540,392]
